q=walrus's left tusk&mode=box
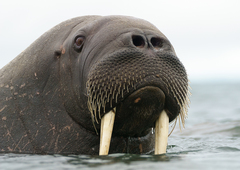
[155,110,169,155]
[99,108,115,155]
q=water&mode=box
[1,82,240,169]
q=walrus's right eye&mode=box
[74,36,85,52]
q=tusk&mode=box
[155,110,169,155]
[99,108,116,155]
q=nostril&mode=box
[151,37,163,48]
[132,35,145,48]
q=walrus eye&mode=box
[74,36,85,52]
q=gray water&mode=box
[1,83,240,170]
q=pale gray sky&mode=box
[1,0,240,82]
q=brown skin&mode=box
[0,16,188,155]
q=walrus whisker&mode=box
[91,112,98,135]
[110,96,113,108]
[168,118,177,137]
[177,79,188,95]
[94,108,99,124]
[97,102,101,120]
[103,103,106,114]
[165,79,189,130]
[107,94,110,103]
[115,93,118,103]
[110,87,113,95]
[118,85,121,96]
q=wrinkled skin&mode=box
[0,16,188,155]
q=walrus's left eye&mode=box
[74,36,85,52]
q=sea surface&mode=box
[1,82,240,170]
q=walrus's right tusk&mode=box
[155,110,169,155]
[99,108,116,155]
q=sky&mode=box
[0,0,240,83]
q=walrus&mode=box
[0,15,190,155]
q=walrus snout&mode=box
[87,49,189,124]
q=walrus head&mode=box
[60,16,190,155]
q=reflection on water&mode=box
[0,153,181,169]
[66,154,174,167]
